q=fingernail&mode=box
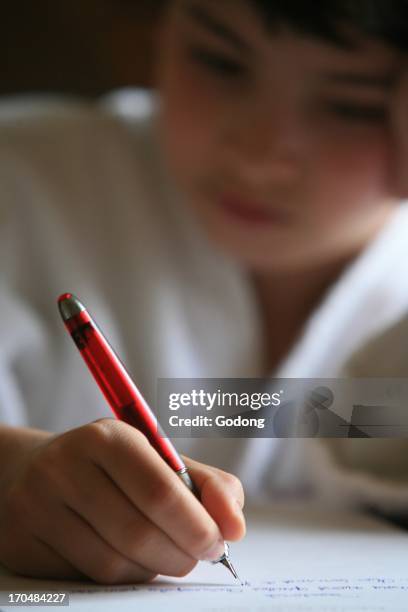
[200,537,225,562]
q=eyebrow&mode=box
[182,2,250,53]
[322,71,398,91]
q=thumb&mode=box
[182,455,246,542]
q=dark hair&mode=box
[250,0,408,51]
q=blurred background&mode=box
[1,0,166,97]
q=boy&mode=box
[0,0,408,584]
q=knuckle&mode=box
[86,419,149,452]
[28,451,60,489]
[221,472,245,504]
[80,419,123,455]
[86,419,116,444]
[221,471,240,490]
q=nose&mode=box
[220,96,303,186]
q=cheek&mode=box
[157,60,222,188]
[312,126,393,214]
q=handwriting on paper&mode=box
[70,576,408,601]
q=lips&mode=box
[219,193,289,225]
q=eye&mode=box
[325,101,388,123]
[187,46,246,77]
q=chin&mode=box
[187,195,308,269]
[203,228,305,271]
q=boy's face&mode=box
[155,0,402,271]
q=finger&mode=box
[61,456,197,577]
[0,478,84,580]
[89,420,225,562]
[0,504,84,580]
[29,498,156,584]
[183,456,246,542]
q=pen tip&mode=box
[57,293,85,321]
[220,557,240,582]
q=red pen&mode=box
[57,292,239,580]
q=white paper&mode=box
[1,503,408,610]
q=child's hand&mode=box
[391,66,408,196]
[0,419,245,584]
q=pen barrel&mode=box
[59,296,235,575]
[63,309,185,473]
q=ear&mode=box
[390,69,408,199]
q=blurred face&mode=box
[155,0,402,271]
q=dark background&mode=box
[2,1,166,97]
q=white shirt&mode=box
[1,90,408,511]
